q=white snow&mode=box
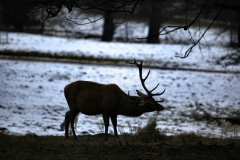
[0,32,240,137]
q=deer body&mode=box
[64,59,165,141]
[65,81,140,116]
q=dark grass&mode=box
[1,119,240,160]
[1,132,240,160]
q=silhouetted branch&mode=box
[138,0,210,57]
[178,6,224,58]
[66,14,108,25]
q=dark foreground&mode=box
[1,132,240,160]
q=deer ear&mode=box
[136,90,147,97]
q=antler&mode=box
[127,59,165,98]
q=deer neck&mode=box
[118,93,145,117]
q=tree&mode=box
[0,1,33,32]
[147,1,162,43]
[0,0,240,57]
[0,0,140,18]
[238,23,240,48]
[101,13,115,42]
[156,0,240,57]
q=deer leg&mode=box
[111,115,118,136]
[64,111,71,139]
[103,113,110,141]
[71,112,79,141]
[60,119,65,131]
[74,114,78,132]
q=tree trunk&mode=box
[101,13,115,42]
[14,20,24,32]
[147,2,162,44]
[40,19,45,34]
[238,22,240,48]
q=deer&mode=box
[63,59,165,141]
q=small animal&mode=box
[221,118,240,135]
[63,59,165,140]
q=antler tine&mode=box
[126,58,139,65]
[144,70,151,82]
[152,88,166,96]
[127,58,152,96]
[127,58,166,98]
[150,83,159,93]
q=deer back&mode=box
[64,80,130,115]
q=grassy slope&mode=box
[1,132,240,160]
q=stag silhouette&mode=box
[64,59,165,140]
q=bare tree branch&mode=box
[138,0,208,39]
[177,6,224,58]
[65,14,109,25]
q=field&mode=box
[0,31,240,160]
[1,57,240,137]
[1,32,240,137]
[1,116,240,159]
[1,130,240,159]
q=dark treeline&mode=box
[0,0,239,47]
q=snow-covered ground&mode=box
[1,32,239,71]
[0,32,240,137]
